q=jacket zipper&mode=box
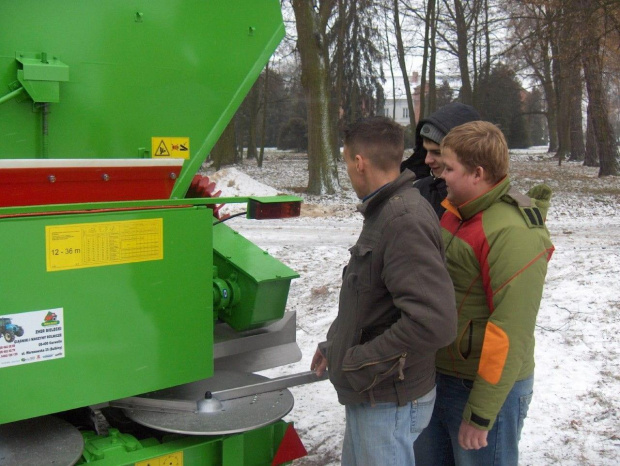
[445,220,464,252]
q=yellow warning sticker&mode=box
[135,451,183,466]
[152,137,190,159]
[46,219,163,272]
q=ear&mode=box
[472,166,485,184]
[354,154,366,173]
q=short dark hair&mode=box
[343,116,404,170]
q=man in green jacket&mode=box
[414,121,554,466]
[311,116,457,465]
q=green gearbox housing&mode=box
[213,223,299,331]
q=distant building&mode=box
[382,72,424,127]
[383,72,464,126]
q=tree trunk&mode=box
[484,0,491,80]
[567,65,585,161]
[211,117,237,171]
[553,78,570,162]
[453,0,473,105]
[471,0,479,105]
[428,1,438,114]
[419,0,435,120]
[584,100,599,167]
[580,0,619,176]
[551,18,570,163]
[246,81,260,159]
[541,51,559,152]
[393,0,415,126]
[258,61,269,168]
[383,6,397,120]
[330,0,347,156]
[292,0,340,194]
[564,9,585,162]
[534,9,558,153]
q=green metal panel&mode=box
[0,196,302,218]
[0,0,285,197]
[78,421,290,465]
[0,206,213,425]
[212,224,299,331]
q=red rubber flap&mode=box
[272,424,308,465]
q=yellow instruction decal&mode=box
[135,451,183,466]
[152,137,190,159]
[46,219,163,272]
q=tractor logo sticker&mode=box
[42,311,60,326]
[152,137,190,159]
[0,308,65,368]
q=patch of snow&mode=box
[206,167,280,216]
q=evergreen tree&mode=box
[476,63,529,148]
[436,79,455,109]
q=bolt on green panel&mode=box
[212,224,299,331]
[0,206,213,425]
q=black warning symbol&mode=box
[156,140,170,156]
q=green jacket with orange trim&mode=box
[437,176,554,430]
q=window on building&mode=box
[402,107,409,119]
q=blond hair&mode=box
[441,121,509,183]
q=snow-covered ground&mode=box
[203,148,620,465]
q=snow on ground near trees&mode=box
[203,148,620,465]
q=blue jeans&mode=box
[414,373,534,466]
[341,386,436,466]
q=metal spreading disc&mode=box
[0,416,83,466]
[123,371,294,435]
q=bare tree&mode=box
[567,57,585,162]
[431,0,508,107]
[244,80,260,160]
[447,0,474,104]
[579,0,619,176]
[211,118,238,170]
[334,0,385,125]
[506,2,564,153]
[393,0,416,125]
[428,0,439,114]
[292,0,340,194]
[382,6,397,120]
[258,61,270,168]
[584,99,599,166]
[419,0,437,118]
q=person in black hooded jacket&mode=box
[400,102,481,218]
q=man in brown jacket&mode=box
[311,116,457,465]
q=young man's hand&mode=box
[458,420,489,450]
[311,348,328,377]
